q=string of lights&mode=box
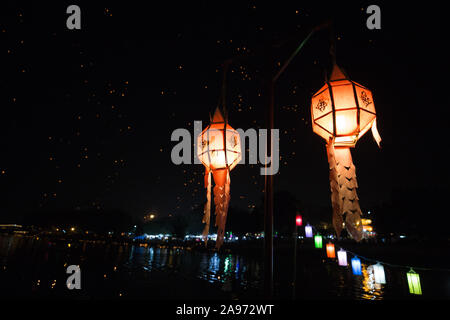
[308,224,450,272]
[300,223,450,295]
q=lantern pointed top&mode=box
[330,63,347,81]
[212,106,225,123]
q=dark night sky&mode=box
[0,2,445,223]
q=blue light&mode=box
[351,256,362,276]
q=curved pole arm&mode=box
[273,20,333,83]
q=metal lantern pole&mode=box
[264,21,332,299]
[292,222,298,299]
[264,80,275,298]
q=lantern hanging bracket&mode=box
[329,24,337,67]
[216,59,232,121]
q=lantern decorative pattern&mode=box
[311,63,381,241]
[197,107,241,249]
[407,269,422,295]
[305,224,313,238]
[351,256,362,275]
[314,235,323,249]
[372,263,386,284]
[337,249,348,266]
[326,243,336,258]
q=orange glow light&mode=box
[197,108,241,171]
[326,242,336,258]
[311,64,377,147]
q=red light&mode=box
[295,215,302,226]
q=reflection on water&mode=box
[348,263,385,300]
[115,243,262,297]
[1,235,448,299]
[360,264,384,300]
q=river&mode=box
[1,234,448,299]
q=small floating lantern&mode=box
[406,268,422,295]
[373,263,386,284]
[351,256,362,275]
[337,249,348,266]
[295,215,303,227]
[326,243,336,258]
[314,234,323,249]
[305,224,313,238]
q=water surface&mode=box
[1,235,448,299]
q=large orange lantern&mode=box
[197,107,241,249]
[311,63,381,241]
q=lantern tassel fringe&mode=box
[213,169,230,249]
[371,119,382,148]
[201,169,212,245]
[327,141,363,241]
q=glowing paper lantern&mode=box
[407,269,422,295]
[311,64,380,147]
[295,215,303,227]
[311,63,381,241]
[326,243,336,258]
[337,249,348,266]
[305,224,313,238]
[372,263,386,284]
[351,256,362,275]
[314,235,323,249]
[197,107,241,249]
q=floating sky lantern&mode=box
[326,243,336,258]
[314,234,323,249]
[311,63,381,241]
[406,268,422,295]
[372,263,386,284]
[337,248,348,266]
[351,256,362,275]
[305,224,313,238]
[197,107,241,249]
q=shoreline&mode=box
[2,233,449,270]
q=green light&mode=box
[407,269,422,295]
[314,235,323,249]
[224,256,230,274]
